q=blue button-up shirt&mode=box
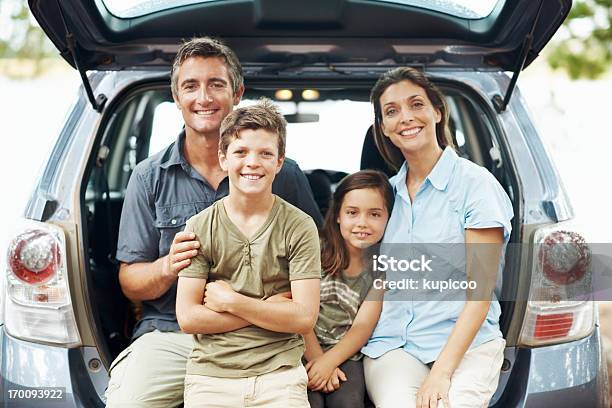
[362,147,513,363]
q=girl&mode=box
[304,170,393,408]
[361,67,514,408]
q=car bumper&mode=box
[0,325,105,407]
[493,326,608,407]
[1,324,608,407]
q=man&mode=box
[105,37,322,407]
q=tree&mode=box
[0,0,58,77]
[546,0,612,79]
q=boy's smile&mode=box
[219,128,284,197]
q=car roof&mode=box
[30,0,570,72]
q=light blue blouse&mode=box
[362,147,514,363]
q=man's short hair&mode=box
[219,98,287,157]
[171,37,244,97]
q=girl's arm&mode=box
[321,289,383,367]
[303,330,325,362]
[416,227,503,408]
[306,288,383,390]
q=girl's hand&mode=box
[416,371,451,408]
[323,367,347,393]
[305,355,337,391]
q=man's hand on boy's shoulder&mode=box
[162,231,201,281]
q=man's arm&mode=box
[119,231,200,301]
[176,276,251,334]
[204,279,320,334]
[116,166,200,301]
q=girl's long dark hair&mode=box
[320,170,394,276]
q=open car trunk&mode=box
[81,72,521,397]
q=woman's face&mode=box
[337,188,389,255]
[379,80,441,155]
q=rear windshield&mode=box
[102,0,215,18]
[102,0,499,19]
[371,0,499,19]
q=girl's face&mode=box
[379,80,441,155]
[337,188,389,255]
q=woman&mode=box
[361,67,514,408]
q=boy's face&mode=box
[173,56,243,138]
[219,128,284,197]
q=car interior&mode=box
[81,79,518,366]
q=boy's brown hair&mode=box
[219,98,287,157]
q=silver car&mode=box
[2,0,607,406]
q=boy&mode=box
[176,99,321,407]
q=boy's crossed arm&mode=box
[204,278,320,334]
[176,277,320,335]
[177,277,250,334]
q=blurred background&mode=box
[1,0,611,398]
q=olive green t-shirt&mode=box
[314,268,378,361]
[178,196,321,378]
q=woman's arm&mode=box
[416,227,504,408]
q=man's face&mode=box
[173,56,244,138]
[219,128,284,198]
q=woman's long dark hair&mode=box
[320,170,394,276]
[370,67,454,171]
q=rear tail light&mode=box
[3,219,80,346]
[8,229,60,285]
[519,222,595,346]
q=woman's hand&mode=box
[322,367,347,393]
[416,370,451,408]
[305,354,338,391]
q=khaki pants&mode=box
[184,365,310,408]
[105,330,193,408]
[364,338,505,408]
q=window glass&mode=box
[102,0,216,18]
[148,99,373,173]
[102,0,499,19]
[369,0,500,19]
